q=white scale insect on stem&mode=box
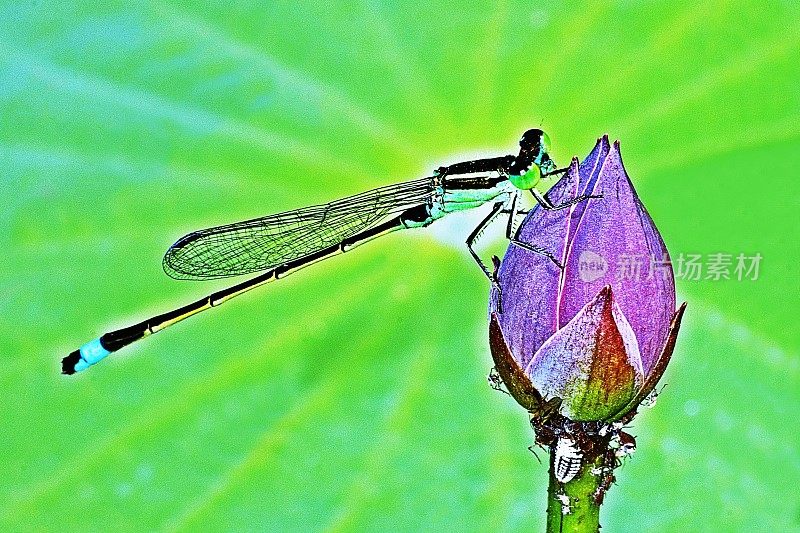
[554,437,583,483]
[556,492,572,515]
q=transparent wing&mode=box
[163,177,435,280]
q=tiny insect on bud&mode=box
[639,387,659,408]
[615,431,637,458]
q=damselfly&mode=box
[62,129,589,375]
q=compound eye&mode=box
[509,164,541,190]
[540,132,551,155]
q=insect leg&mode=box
[465,200,507,288]
[500,204,530,237]
[490,255,503,314]
[530,188,602,211]
[500,193,563,268]
[504,193,519,240]
[543,167,568,178]
[508,237,563,269]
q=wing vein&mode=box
[163,177,435,280]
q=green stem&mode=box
[545,449,604,533]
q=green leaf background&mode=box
[2,1,799,531]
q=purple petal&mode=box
[557,141,676,375]
[612,302,687,421]
[492,157,580,368]
[492,137,612,369]
[568,135,611,245]
[488,313,545,412]
[526,286,644,421]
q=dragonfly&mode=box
[62,129,591,375]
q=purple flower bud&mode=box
[489,137,686,421]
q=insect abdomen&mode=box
[554,438,583,483]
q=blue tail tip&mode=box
[62,350,81,375]
[62,338,112,374]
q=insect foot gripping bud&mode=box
[554,437,583,483]
[487,137,687,533]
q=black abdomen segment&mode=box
[62,210,420,375]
